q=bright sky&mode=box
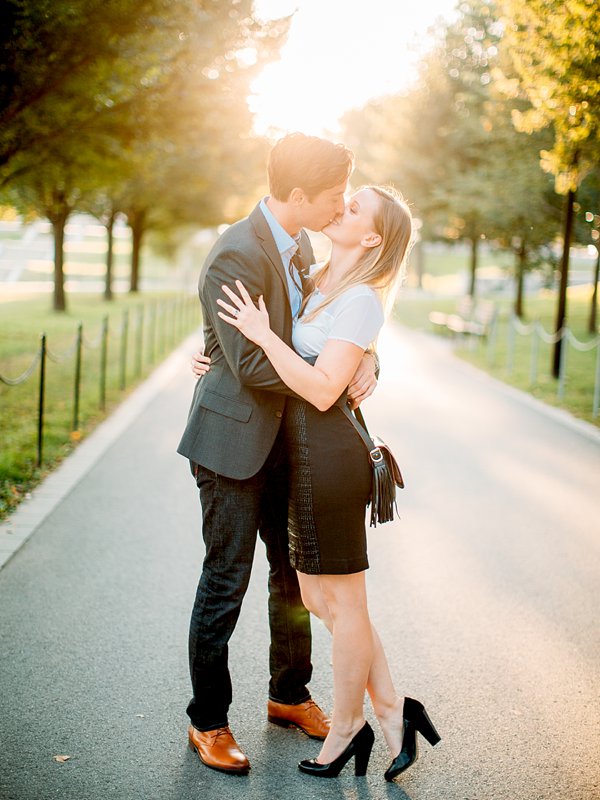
[250,0,458,137]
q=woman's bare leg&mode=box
[297,573,332,627]
[315,571,372,763]
[297,571,404,757]
[366,626,404,755]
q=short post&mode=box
[593,339,600,418]
[557,327,568,400]
[99,315,108,411]
[37,334,47,468]
[159,300,165,356]
[136,306,144,378]
[530,323,540,386]
[120,309,129,391]
[149,302,156,364]
[73,322,83,432]
[507,316,515,374]
[170,299,176,349]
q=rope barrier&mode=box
[1,295,200,481]
[533,320,564,346]
[510,315,599,350]
[511,316,536,336]
[82,328,104,349]
[565,329,599,352]
[46,335,79,363]
[0,351,41,385]
[506,314,599,417]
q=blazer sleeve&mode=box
[202,247,297,394]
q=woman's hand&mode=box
[191,350,211,379]
[217,280,271,347]
[347,351,378,408]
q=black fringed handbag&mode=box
[341,403,404,527]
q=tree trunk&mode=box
[50,210,69,312]
[104,210,116,301]
[468,236,478,298]
[552,189,575,378]
[589,245,599,334]
[129,209,146,293]
[515,241,527,319]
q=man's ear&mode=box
[289,187,306,205]
[362,232,382,248]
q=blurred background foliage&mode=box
[0,0,289,309]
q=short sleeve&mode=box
[328,290,384,349]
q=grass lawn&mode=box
[0,291,200,518]
[393,286,599,427]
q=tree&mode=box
[83,191,122,301]
[431,0,506,297]
[573,172,600,332]
[110,2,282,291]
[0,0,170,184]
[9,140,112,311]
[482,58,562,317]
[341,1,506,296]
[498,0,600,373]
[2,1,289,306]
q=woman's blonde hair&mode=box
[299,185,413,322]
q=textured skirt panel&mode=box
[283,398,371,575]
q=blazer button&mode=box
[275,410,283,418]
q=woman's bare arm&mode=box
[217,281,364,411]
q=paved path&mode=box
[1,325,599,800]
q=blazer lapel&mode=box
[249,204,289,295]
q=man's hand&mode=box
[191,350,211,379]
[347,351,378,409]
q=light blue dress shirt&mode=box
[259,198,303,318]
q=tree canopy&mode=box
[0,0,289,308]
[498,0,600,191]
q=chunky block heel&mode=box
[416,704,441,746]
[384,697,441,782]
[299,721,374,778]
[353,727,374,776]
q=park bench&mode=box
[429,297,496,339]
[428,296,473,333]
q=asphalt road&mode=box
[1,324,599,800]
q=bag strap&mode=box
[339,402,385,466]
[353,405,370,437]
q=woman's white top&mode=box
[292,280,384,359]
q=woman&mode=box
[215,185,440,780]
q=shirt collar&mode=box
[259,197,300,257]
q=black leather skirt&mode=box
[282,397,371,575]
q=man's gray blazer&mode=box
[177,202,314,480]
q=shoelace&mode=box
[209,727,231,742]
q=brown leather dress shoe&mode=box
[267,698,331,740]
[188,725,250,774]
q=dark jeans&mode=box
[187,428,312,731]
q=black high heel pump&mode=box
[384,697,440,782]
[298,721,375,778]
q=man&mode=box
[177,133,378,774]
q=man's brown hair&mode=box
[267,133,354,201]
